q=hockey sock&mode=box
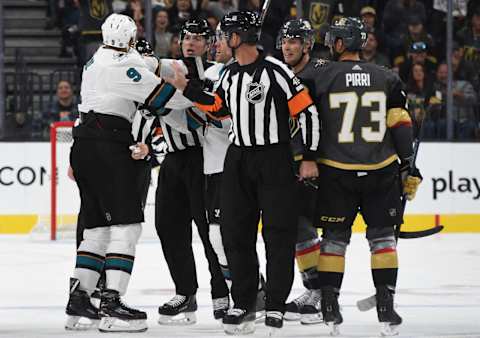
[209,223,231,280]
[295,238,320,289]
[105,224,142,295]
[74,227,110,294]
[315,239,347,290]
[369,236,398,287]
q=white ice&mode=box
[1,232,480,338]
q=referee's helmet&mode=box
[324,17,367,52]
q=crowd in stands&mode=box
[26,0,480,141]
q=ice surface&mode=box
[1,233,479,337]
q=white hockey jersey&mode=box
[158,61,232,174]
[78,47,192,123]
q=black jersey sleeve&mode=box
[386,72,414,163]
[182,71,231,121]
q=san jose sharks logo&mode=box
[245,82,265,104]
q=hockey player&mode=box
[164,11,320,336]
[65,13,179,333]
[279,19,323,325]
[149,19,230,325]
[303,17,422,336]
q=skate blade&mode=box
[255,311,265,323]
[98,317,148,333]
[326,321,340,336]
[300,313,323,325]
[267,326,280,337]
[283,311,300,321]
[380,323,400,336]
[158,311,196,326]
[223,321,255,335]
[65,316,99,331]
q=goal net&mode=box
[31,121,159,241]
[29,121,78,240]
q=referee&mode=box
[166,11,320,334]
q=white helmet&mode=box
[101,13,137,50]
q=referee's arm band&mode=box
[288,89,314,117]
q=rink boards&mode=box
[1,142,479,234]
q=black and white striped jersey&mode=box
[182,52,320,159]
[158,107,204,153]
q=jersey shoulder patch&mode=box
[313,58,330,68]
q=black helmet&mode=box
[180,18,213,43]
[135,38,154,56]
[220,11,261,44]
[280,19,315,48]
[324,17,367,52]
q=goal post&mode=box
[50,121,75,240]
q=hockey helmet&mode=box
[180,19,213,44]
[101,13,137,50]
[280,19,315,49]
[324,17,367,52]
[135,38,154,56]
[220,11,261,44]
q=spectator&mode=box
[361,30,390,67]
[399,15,435,60]
[168,0,196,30]
[206,12,219,31]
[77,0,113,67]
[202,0,236,21]
[382,0,426,57]
[153,8,173,57]
[430,63,478,140]
[405,63,435,137]
[168,34,182,58]
[428,0,468,59]
[451,42,479,91]
[59,0,80,58]
[398,41,437,83]
[360,6,386,52]
[457,5,480,71]
[45,80,78,124]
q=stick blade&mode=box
[398,225,444,239]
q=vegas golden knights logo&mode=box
[309,2,330,30]
[90,0,108,19]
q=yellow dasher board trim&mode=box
[0,214,480,234]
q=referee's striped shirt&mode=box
[182,53,320,159]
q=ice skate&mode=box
[213,296,230,320]
[158,294,197,325]
[300,289,323,325]
[265,311,283,337]
[223,308,256,335]
[65,278,100,331]
[321,287,342,336]
[376,286,402,336]
[284,289,311,321]
[98,289,147,333]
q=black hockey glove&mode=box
[135,38,154,56]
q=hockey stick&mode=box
[396,109,444,240]
[356,110,444,312]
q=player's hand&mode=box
[67,165,75,181]
[163,61,188,91]
[400,165,423,200]
[299,160,319,180]
[130,143,149,160]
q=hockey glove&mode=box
[400,164,423,201]
[135,38,154,56]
